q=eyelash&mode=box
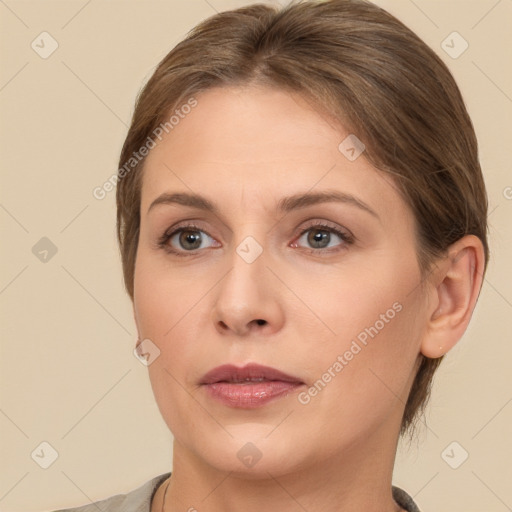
[157,221,355,257]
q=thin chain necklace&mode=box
[159,476,405,512]
[161,477,171,512]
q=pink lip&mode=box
[200,363,304,409]
[200,363,303,385]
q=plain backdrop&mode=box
[1,1,511,511]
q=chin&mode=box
[177,426,306,478]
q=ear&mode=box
[421,235,486,358]
[133,302,141,344]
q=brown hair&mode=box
[116,0,489,436]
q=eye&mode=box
[158,224,220,256]
[157,221,354,257]
[292,222,354,253]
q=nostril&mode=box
[255,319,266,326]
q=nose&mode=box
[212,242,285,338]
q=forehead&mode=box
[151,85,342,163]
[139,85,407,223]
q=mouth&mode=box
[200,363,303,385]
[199,363,305,409]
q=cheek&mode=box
[134,255,206,434]
[293,253,424,404]
[133,250,210,339]
[133,250,218,391]
[295,253,421,347]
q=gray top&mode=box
[52,472,421,512]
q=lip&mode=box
[200,363,304,409]
[200,363,303,385]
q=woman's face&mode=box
[133,85,430,476]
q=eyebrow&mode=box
[147,190,379,219]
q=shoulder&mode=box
[52,472,171,512]
[392,485,422,512]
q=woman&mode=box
[55,0,488,510]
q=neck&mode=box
[160,422,404,512]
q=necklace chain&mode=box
[161,477,171,512]
[159,476,405,512]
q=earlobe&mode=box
[132,303,141,343]
[420,235,485,359]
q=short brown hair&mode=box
[116,0,489,436]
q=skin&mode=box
[131,85,485,512]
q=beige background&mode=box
[0,0,511,511]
